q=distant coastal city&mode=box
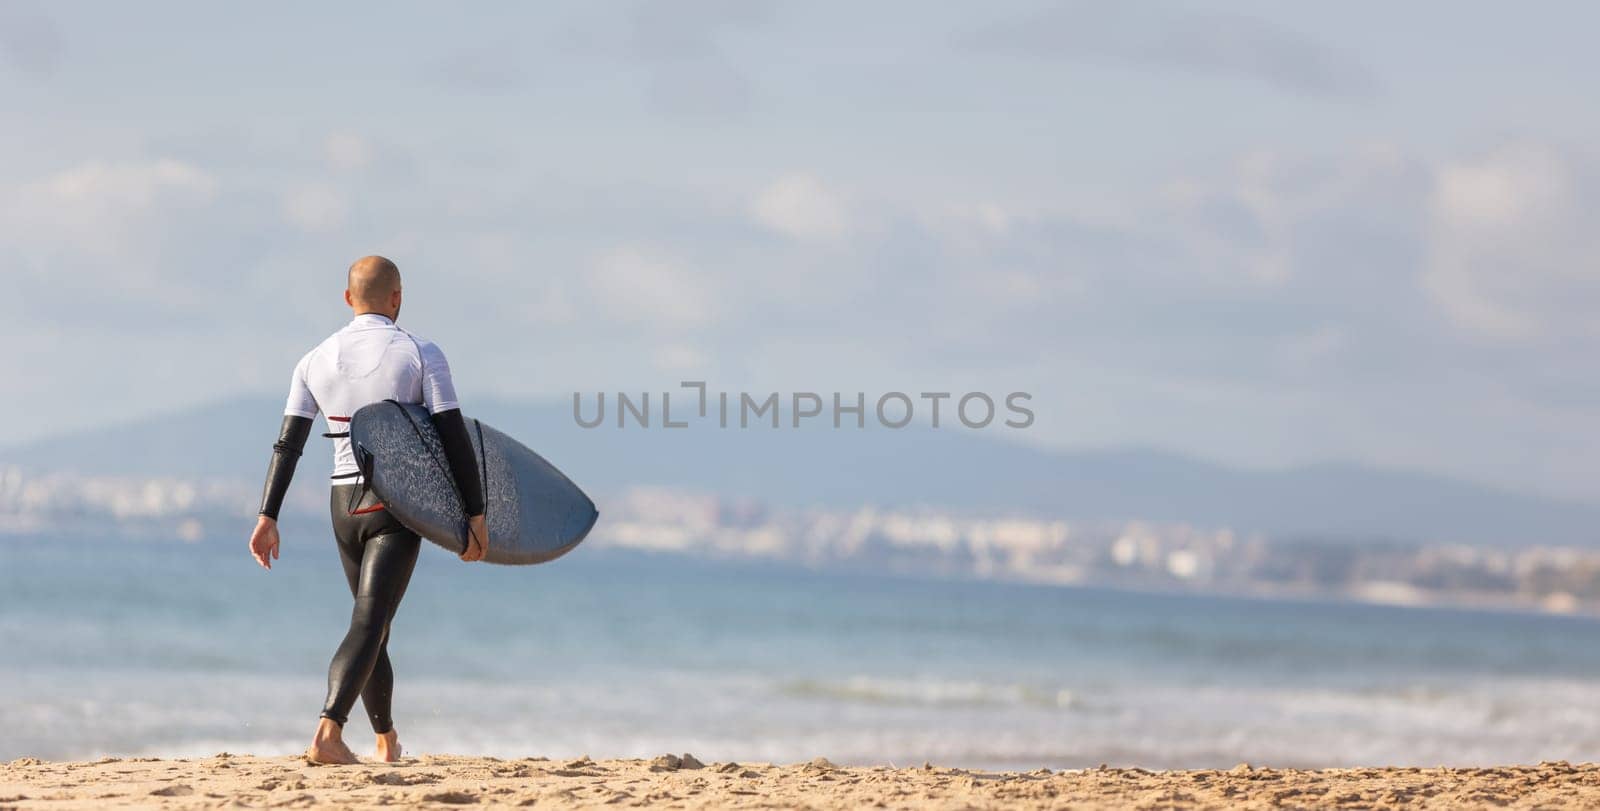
[4,464,1596,616]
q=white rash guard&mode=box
[284,313,460,482]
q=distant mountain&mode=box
[3,395,1596,547]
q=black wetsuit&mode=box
[257,314,483,734]
[324,484,420,733]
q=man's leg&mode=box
[360,565,419,739]
[333,538,405,736]
[362,632,395,731]
[309,484,423,765]
[320,531,421,732]
[307,520,368,764]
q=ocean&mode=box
[4,531,1600,770]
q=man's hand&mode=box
[249,516,281,570]
[462,514,488,562]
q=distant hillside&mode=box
[3,395,1596,547]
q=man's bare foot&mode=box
[305,718,360,765]
[376,729,402,763]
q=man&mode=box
[247,256,489,765]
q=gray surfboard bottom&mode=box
[349,400,599,566]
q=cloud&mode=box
[420,4,764,116]
[1424,143,1600,343]
[587,246,716,330]
[842,138,1583,401]
[0,0,62,78]
[28,159,216,208]
[831,140,1598,499]
[435,48,527,92]
[627,0,768,62]
[1,123,1595,501]
[283,184,349,233]
[0,155,344,334]
[966,2,1375,99]
[627,0,768,117]
[751,173,852,244]
[7,159,217,260]
[651,343,708,373]
[323,132,373,172]
[1151,144,1431,288]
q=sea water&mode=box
[4,531,1600,769]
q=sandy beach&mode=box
[5,754,1600,810]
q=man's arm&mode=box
[251,355,318,570]
[432,409,485,517]
[259,414,313,520]
[418,338,488,561]
[249,414,312,570]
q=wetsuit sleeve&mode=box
[432,408,485,517]
[259,415,313,520]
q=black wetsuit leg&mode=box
[322,485,422,734]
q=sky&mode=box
[2,1,1597,502]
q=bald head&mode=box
[346,255,403,318]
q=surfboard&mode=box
[348,400,598,565]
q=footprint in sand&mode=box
[255,778,309,792]
[420,790,480,805]
[371,771,441,786]
[492,765,538,778]
[149,784,194,797]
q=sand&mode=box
[4,754,1600,809]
